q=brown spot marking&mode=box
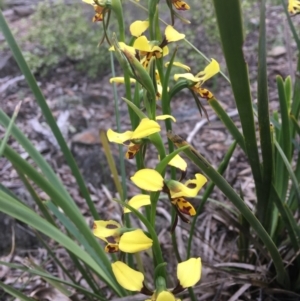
[186,183,197,189]
[106,224,118,229]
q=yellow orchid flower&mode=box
[131,169,207,220]
[107,116,175,159]
[107,118,160,143]
[289,0,300,14]
[172,0,190,10]
[82,0,107,22]
[174,59,220,99]
[112,258,202,300]
[93,220,152,253]
[133,26,185,68]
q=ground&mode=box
[0,1,299,300]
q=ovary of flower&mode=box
[168,173,207,198]
[130,20,150,37]
[289,0,300,14]
[124,194,151,213]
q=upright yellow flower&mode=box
[288,0,300,14]
[133,25,185,67]
[82,0,107,22]
[130,168,207,221]
[93,220,153,253]
[174,59,220,99]
[107,116,175,159]
[111,258,202,300]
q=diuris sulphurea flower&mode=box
[174,59,220,100]
[132,25,185,68]
[111,258,201,300]
[130,168,207,226]
[107,116,175,159]
[93,220,153,253]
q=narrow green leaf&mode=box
[208,98,245,152]
[212,0,263,200]
[275,77,292,201]
[256,0,273,227]
[0,281,34,301]
[0,101,21,157]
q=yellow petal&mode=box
[165,26,185,42]
[177,258,201,288]
[195,59,220,83]
[134,36,152,52]
[131,118,161,139]
[156,115,176,122]
[93,220,121,239]
[289,0,300,14]
[157,291,176,301]
[168,154,187,171]
[112,261,144,291]
[119,229,153,252]
[174,73,200,82]
[107,128,133,144]
[124,194,151,213]
[168,173,207,198]
[131,169,164,191]
[162,46,169,56]
[130,20,149,37]
[110,77,136,84]
[165,61,191,71]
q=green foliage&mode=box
[22,0,110,78]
